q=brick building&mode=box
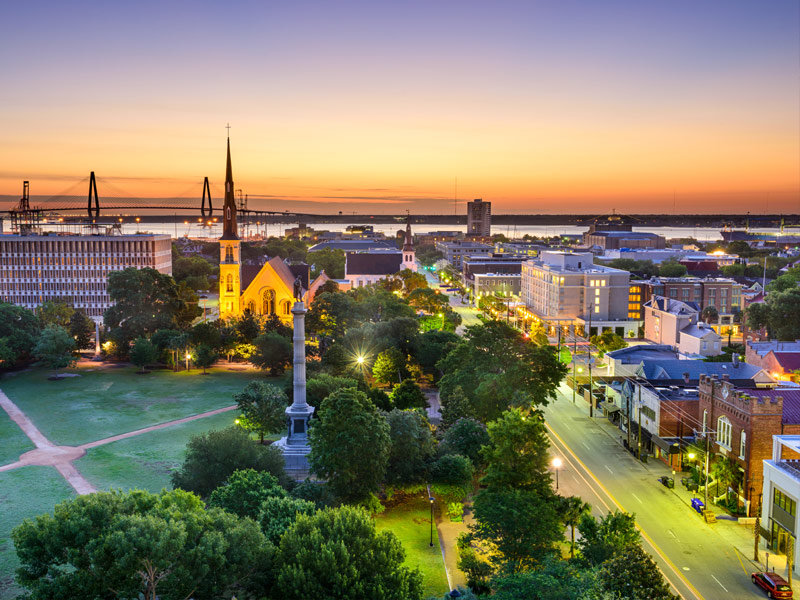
[698,375,800,516]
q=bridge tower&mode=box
[88,171,99,220]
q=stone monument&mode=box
[274,300,315,478]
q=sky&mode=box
[0,0,798,215]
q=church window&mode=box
[281,300,291,316]
[246,301,255,314]
[262,289,276,315]
[225,246,233,263]
[717,416,732,448]
[226,274,233,293]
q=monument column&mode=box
[275,300,315,476]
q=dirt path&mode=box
[0,386,237,495]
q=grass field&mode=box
[0,365,262,446]
[0,412,34,467]
[74,410,237,493]
[0,467,76,600]
[375,496,450,599]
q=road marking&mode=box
[546,424,702,600]
[605,465,613,474]
[631,492,643,504]
[668,529,677,540]
[582,441,590,450]
[710,575,728,593]
[733,547,749,575]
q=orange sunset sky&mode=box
[0,1,798,215]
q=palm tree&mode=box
[711,456,743,510]
[558,495,592,559]
[701,306,719,325]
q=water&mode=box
[1,217,784,242]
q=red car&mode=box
[752,571,793,599]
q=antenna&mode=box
[454,177,457,215]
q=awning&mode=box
[601,401,620,414]
[651,434,681,455]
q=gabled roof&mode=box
[240,256,300,296]
[637,359,766,388]
[679,323,721,341]
[644,296,700,315]
[773,352,800,372]
[345,252,403,276]
[606,345,679,364]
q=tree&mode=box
[414,329,459,378]
[193,344,218,373]
[104,267,201,346]
[190,321,222,349]
[701,305,719,324]
[12,488,271,600]
[577,510,640,566]
[33,325,76,378]
[234,310,263,343]
[395,269,428,294]
[407,287,449,314]
[207,468,287,521]
[597,544,678,600]
[658,260,688,278]
[309,247,346,279]
[130,337,159,373]
[171,426,289,497]
[0,302,40,366]
[481,408,552,495]
[590,330,628,355]
[37,300,74,328]
[491,556,596,600]
[275,505,423,600]
[747,289,800,340]
[69,309,94,350]
[430,454,474,488]
[390,378,428,410]
[173,255,215,290]
[251,331,293,375]
[441,417,489,468]
[234,381,289,443]
[308,388,391,503]
[415,244,444,268]
[260,496,317,544]
[438,321,567,422]
[372,347,408,385]
[711,455,743,508]
[470,488,562,572]
[558,495,591,559]
[306,373,360,409]
[384,409,436,486]
[440,385,475,428]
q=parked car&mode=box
[752,571,793,598]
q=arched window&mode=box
[226,273,233,293]
[281,300,291,316]
[717,416,732,448]
[225,246,233,263]
[739,430,746,459]
[262,289,276,315]
[246,301,255,314]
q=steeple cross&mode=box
[226,123,231,137]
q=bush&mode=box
[447,501,464,522]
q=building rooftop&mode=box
[644,296,700,315]
[638,359,767,387]
[749,340,800,356]
[606,344,680,363]
[308,239,396,252]
[742,390,800,425]
[345,252,403,276]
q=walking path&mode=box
[0,387,236,495]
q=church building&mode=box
[218,137,320,321]
[343,217,417,288]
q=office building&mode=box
[0,232,172,319]
[436,240,493,269]
[761,435,800,571]
[467,198,491,237]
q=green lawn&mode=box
[0,412,34,467]
[375,496,449,598]
[0,366,261,447]
[74,410,237,493]
[558,348,572,364]
[0,467,76,600]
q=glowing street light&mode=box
[185,352,191,372]
[552,457,562,489]
[356,355,365,365]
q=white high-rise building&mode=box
[0,233,172,318]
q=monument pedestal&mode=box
[276,300,315,480]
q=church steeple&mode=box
[401,213,416,271]
[221,133,238,240]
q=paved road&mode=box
[545,386,771,600]
[423,271,482,331]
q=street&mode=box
[545,385,776,600]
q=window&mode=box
[594,305,599,313]
[702,409,708,434]
[225,246,234,263]
[717,416,732,448]
[739,430,746,459]
[226,274,233,293]
[281,300,291,316]
[774,488,797,517]
[262,289,276,315]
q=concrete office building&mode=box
[520,251,636,337]
[467,198,491,237]
[0,232,172,319]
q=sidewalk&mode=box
[559,384,800,595]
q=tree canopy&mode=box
[33,325,76,377]
[234,381,289,443]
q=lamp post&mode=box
[437,312,444,331]
[429,496,435,547]
[185,352,191,372]
[199,294,208,322]
[552,457,562,490]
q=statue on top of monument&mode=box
[293,275,304,301]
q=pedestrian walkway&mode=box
[557,383,800,596]
[0,386,236,495]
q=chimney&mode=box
[733,354,740,368]
[722,374,730,382]
[683,372,690,384]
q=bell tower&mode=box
[401,213,416,271]
[219,132,241,319]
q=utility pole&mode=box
[572,326,577,404]
[587,297,593,418]
[637,384,642,460]
[627,384,632,449]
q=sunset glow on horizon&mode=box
[0,1,798,214]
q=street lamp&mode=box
[429,496,435,547]
[185,352,191,372]
[437,312,444,331]
[552,457,562,490]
